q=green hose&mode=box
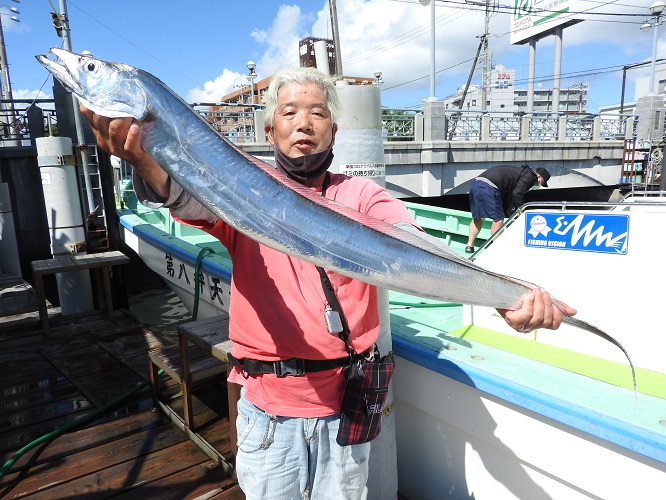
[0,246,217,481]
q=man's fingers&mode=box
[125,122,142,152]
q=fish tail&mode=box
[562,315,637,395]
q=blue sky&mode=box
[4,0,663,113]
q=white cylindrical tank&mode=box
[332,83,386,188]
[0,182,21,276]
[314,40,330,76]
[331,83,396,500]
[37,136,94,315]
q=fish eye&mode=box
[80,58,97,73]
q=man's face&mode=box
[266,81,337,158]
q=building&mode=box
[440,64,589,114]
[209,37,375,142]
[299,36,336,76]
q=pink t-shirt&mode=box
[176,173,417,417]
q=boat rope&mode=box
[191,246,217,321]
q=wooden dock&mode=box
[0,306,243,499]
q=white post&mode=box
[331,84,396,499]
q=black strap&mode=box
[228,353,349,377]
[317,173,355,355]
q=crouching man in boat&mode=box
[81,67,574,500]
[465,164,551,253]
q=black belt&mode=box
[228,353,350,377]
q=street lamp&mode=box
[419,0,436,100]
[373,70,384,87]
[641,1,665,96]
[246,61,257,105]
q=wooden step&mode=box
[149,343,225,383]
[0,273,39,317]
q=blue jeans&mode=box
[235,389,370,500]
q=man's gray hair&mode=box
[264,67,341,127]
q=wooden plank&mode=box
[0,373,67,399]
[141,462,241,500]
[21,439,214,498]
[0,396,93,433]
[31,251,130,275]
[0,381,79,415]
[1,422,190,493]
[178,313,232,362]
[0,409,98,454]
[0,409,163,469]
[149,344,225,383]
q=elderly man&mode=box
[81,67,572,500]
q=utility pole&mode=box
[0,4,20,146]
[329,0,343,77]
[481,0,489,111]
[57,0,96,214]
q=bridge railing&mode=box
[8,98,639,146]
[436,110,634,142]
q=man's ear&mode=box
[265,125,274,146]
[331,123,338,146]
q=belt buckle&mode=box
[275,358,305,377]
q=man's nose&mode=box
[294,111,313,131]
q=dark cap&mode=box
[534,167,550,187]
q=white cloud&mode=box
[185,69,244,103]
[252,4,311,76]
[13,88,51,100]
[182,1,656,109]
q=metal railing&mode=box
[3,97,643,146]
[0,99,57,147]
[193,102,263,144]
[382,109,418,141]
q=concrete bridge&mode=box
[240,97,631,200]
[10,96,638,201]
[242,137,625,199]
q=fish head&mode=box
[36,48,149,121]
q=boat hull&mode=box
[118,201,666,499]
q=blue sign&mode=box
[524,212,629,255]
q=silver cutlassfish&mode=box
[36,48,636,391]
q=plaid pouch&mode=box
[336,351,395,446]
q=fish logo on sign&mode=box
[525,213,629,254]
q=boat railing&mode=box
[621,190,666,201]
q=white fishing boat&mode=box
[117,192,666,499]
